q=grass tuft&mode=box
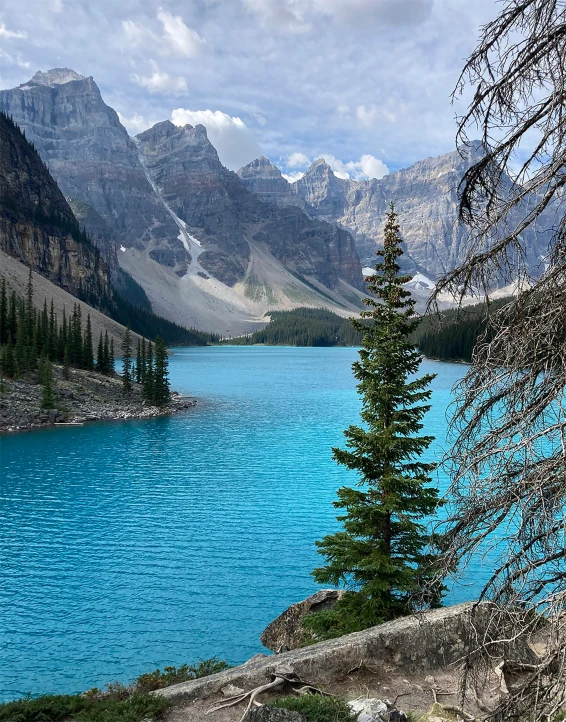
[269,694,357,721]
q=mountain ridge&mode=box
[0,69,365,334]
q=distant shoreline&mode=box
[0,365,196,435]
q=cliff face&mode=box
[0,69,182,269]
[238,146,554,280]
[0,112,111,304]
[136,121,364,291]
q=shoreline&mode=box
[0,366,196,435]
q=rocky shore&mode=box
[0,365,196,433]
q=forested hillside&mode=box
[224,301,510,360]
[225,308,362,346]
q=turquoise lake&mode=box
[0,347,481,701]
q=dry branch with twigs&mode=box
[428,1,566,720]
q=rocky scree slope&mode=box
[135,120,364,291]
[0,111,111,306]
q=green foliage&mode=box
[121,327,133,394]
[132,659,230,694]
[0,658,229,722]
[0,694,169,722]
[270,695,357,722]
[141,338,170,406]
[411,298,511,363]
[225,308,363,347]
[40,357,55,409]
[312,205,444,637]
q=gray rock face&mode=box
[238,147,554,281]
[136,120,364,290]
[0,112,111,304]
[0,71,181,269]
[0,70,364,322]
[260,589,346,652]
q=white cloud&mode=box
[287,151,310,168]
[311,0,433,27]
[320,154,389,180]
[282,171,305,183]
[242,0,432,30]
[122,10,206,59]
[171,108,262,170]
[356,101,409,128]
[0,23,27,38]
[132,60,187,94]
[156,8,207,58]
[117,111,154,133]
[241,0,309,31]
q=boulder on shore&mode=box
[260,589,346,652]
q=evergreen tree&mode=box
[310,205,443,636]
[48,299,57,361]
[25,267,34,341]
[135,339,142,384]
[142,341,154,402]
[140,337,146,384]
[62,344,70,380]
[152,336,170,405]
[121,327,133,393]
[1,338,16,378]
[95,332,104,373]
[83,315,94,371]
[109,337,115,374]
[0,278,7,345]
[8,290,17,344]
[103,331,110,375]
[40,357,55,409]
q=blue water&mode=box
[0,347,477,701]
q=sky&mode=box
[0,0,499,179]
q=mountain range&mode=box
[0,67,554,334]
[0,69,365,334]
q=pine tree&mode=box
[8,290,17,344]
[95,332,104,373]
[83,315,94,371]
[310,205,443,637]
[140,337,146,384]
[103,331,110,375]
[142,341,154,402]
[109,337,115,374]
[48,299,57,361]
[152,336,170,406]
[1,338,16,378]
[62,344,70,380]
[41,357,55,409]
[121,327,133,393]
[0,278,7,345]
[135,339,142,384]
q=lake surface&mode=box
[0,347,479,701]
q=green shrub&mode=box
[270,694,357,722]
[301,593,387,643]
[0,658,230,722]
[133,659,230,693]
[0,693,169,722]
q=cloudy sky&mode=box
[0,0,499,179]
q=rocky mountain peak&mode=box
[27,68,87,87]
[237,156,283,181]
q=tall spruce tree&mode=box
[121,327,133,393]
[142,341,154,402]
[310,205,443,637]
[0,278,7,345]
[83,315,94,371]
[152,336,170,406]
[135,339,142,384]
